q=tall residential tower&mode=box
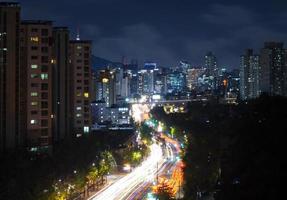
[52,27,71,141]
[240,49,260,100]
[0,2,21,152]
[20,20,53,151]
[69,39,92,137]
[259,42,287,96]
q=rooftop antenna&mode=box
[76,27,80,41]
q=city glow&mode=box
[131,103,150,123]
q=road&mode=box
[88,139,180,200]
[88,143,163,200]
[125,142,179,200]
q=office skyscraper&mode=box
[240,49,260,100]
[0,2,21,152]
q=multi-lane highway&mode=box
[88,139,180,200]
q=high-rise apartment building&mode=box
[205,51,218,77]
[138,69,154,95]
[69,39,92,137]
[240,49,260,100]
[0,2,21,152]
[259,42,287,96]
[154,69,166,95]
[52,27,71,141]
[95,68,116,107]
[20,20,53,151]
[121,70,131,98]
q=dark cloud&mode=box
[201,4,257,26]
[17,0,287,69]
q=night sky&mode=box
[17,0,287,69]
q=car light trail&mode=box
[89,143,163,200]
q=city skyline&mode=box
[1,1,286,200]
[16,0,287,68]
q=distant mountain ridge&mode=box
[91,55,123,71]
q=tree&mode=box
[155,181,174,200]
[86,166,99,186]
[73,171,86,193]
[139,122,153,144]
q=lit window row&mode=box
[31,64,38,69]
[31,92,38,97]
[30,37,39,42]
[31,101,38,106]
[41,74,48,80]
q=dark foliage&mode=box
[0,131,133,200]
[152,95,287,200]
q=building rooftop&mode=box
[0,2,20,7]
[53,26,69,30]
[21,20,53,25]
[70,40,92,44]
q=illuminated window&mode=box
[31,92,38,97]
[76,114,82,118]
[31,101,38,106]
[31,64,38,69]
[31,74,38,78]
[30,37,39,42]
[51,59,56,64]
[30,119,37,124]
[84,126,89,133]
[76,107,82,111]
[41,74,48,80]
[102,78,109,83]
[84,92,89,98]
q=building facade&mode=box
[138,69,154,95]
[69,40,92,137]
[52,27,71,141]
[0,2,21,152]
[240,49,260,100]
[205,51,218,77]
[259,42,287,96]
[186,67,205,91]
[95,68,116,107]
[20,20,53,151]
[166,70,186,93]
